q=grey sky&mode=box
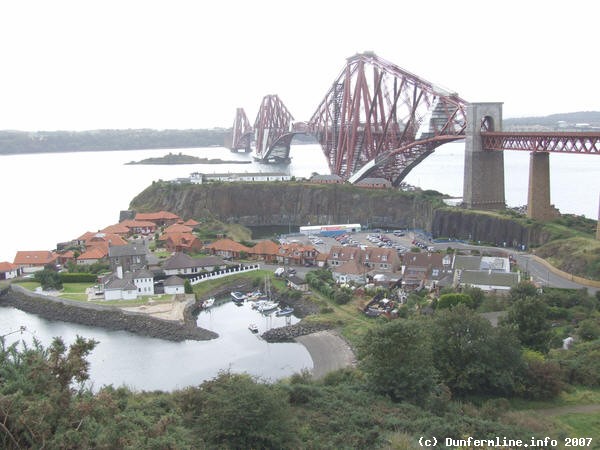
[1,0,597,131]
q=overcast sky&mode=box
[1,0,597,131]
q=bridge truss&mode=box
[254,94,295,163]
[229,108,253,152]
[308,52,468,185]
[482,131,600,154]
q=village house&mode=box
[204,238,251,259]
[101,220,157,237]
[102,268,155,301]
[163,223,194,234]
[162,252,228,276]
[108,244,148,273]
[354,177,392,189]
[247,240,280,263]
[76,247,107,265]
[0,261,20,280]
[164,275,186,295]
[135,211,181,227]
[277,242,318,266]
[455,270,520,293]
[401,252,453,290]
[162,232,203,253]
[332,258,368,285]
[452,254,518,292]
[287,275,309,291]
[13,251,57,273]
[327,246,401,273]
[309,174,343,184]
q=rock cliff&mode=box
[130,182,441,229]
[129,182,555,248]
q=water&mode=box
[0,143,597,390]
[0,143,597,261]
[0,298,311,392]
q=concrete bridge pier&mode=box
[463,103,506,210]
[527,152,560,221]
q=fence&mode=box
[189,264,261,285]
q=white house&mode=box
[0,262,20,280]
[164,275,186,294]
[102,268,155,300]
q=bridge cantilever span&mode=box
[309,52,468,186]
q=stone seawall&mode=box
[261,322,333,342]
[0,285,218,342]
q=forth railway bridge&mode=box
[226,52,600,223]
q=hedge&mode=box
[59,273,98,283]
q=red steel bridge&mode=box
[228,52,599,194]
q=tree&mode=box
[358,319,437,403]
[34,268,63,290]
[0,336,97,449]
[184,279,193,294]
[436,293,473,309]
[503,296,552,353]
[577,319,600,341]
[185,372,295,449]
[432,305,523,396]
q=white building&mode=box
[190,172,291,183]
[164,275,186,294]
[102,268,155,301]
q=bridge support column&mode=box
[463,103,505,210]
[527,152,560,221]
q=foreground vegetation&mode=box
[3,276,600,448]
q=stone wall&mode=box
[0,285,218,342]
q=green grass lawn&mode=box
[553,412,600,449]
[59,282,96,301]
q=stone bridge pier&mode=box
[463,103,506,210]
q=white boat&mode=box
[248,323,259,333]
[230,291,246,302]
[258,301,279,313]
[202,297,215,308]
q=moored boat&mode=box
[230,291,246,302]
[258,301,279,313]
[275,306,294,316]
[202,297,215,308]
[248,323,259,333]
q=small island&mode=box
[126,152,252,165]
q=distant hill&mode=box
[504,111,600,129]
[0,129,231,155]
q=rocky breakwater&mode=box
[261,322,333,343]
[1,285,218,342]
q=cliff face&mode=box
[129,182,439,229]
[431,209,551,247]
[129,182,553,247]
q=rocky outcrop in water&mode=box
[261,322,333,343]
